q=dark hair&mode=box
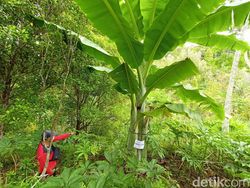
[41,130,57,141]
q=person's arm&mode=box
[37,144,46,171]
[53,133,73,142]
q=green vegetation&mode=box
[0,0,250,187]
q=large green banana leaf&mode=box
[144,0,224,61]
[144,103,202,123]
[173,84,224,119]
[140,0,169,32]
[120,0,144,39]
[146,58,199,94]
[75,0,143,68]
[29,16,120,68]
[109,63,139,94]
[188,2,250,38]
[88,65,129,95]
[189,34,250,51]
[113,83,129,95]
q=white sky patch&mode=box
[217,31,231,36]
[242,29,250,45]
[184,42,199,48]
[217,30,250,44]
[225,0,250,6]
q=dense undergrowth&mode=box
[1,0,250,187]
[1,118,249,187]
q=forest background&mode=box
[0,0,250,187]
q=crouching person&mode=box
[36,130,74,176]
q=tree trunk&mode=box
[127,99,148,160]
[1,55,15,109]
[0,124,3,139]
[222,50,241,133]
[244,51,250,68]
[127,95,137,153]
[136,98,148,161]
[75,86,81,134]
[0,59,15,139]
[137,112,148,160]
[1,79,12,108]
[1,79,12,132]
[127,80,149,161]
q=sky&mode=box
[242,29,250,44]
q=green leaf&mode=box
[144,0,224,61]
[120,0,144,38]
[145,103,202,123]
[75,0,143,68]
[188,34,250,51]
[113,83,129,95]
[29,16,120,68]
[96,173,109,188]
[67,169,83,187]
[146,58,199,93]
[88,180,97,188]
[188,2,250,38]
[61,168,71,181]
[173,84,224,119]
[109,63,139,94]
[74,33,120,68]
[41,178,64,188]
[140,0,169,32]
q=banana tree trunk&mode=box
[127,82,149,161]
[222,19,248,133]
[127,103,148,160]
[222,50,241,133]
[137,109,148,160]
[127,95,137,153]
[244,51,250,68]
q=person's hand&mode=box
[69,132,75,136]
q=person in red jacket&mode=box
[36,130,74,176]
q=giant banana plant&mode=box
[32,0,250,160]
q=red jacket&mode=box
[36,133,71,175]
